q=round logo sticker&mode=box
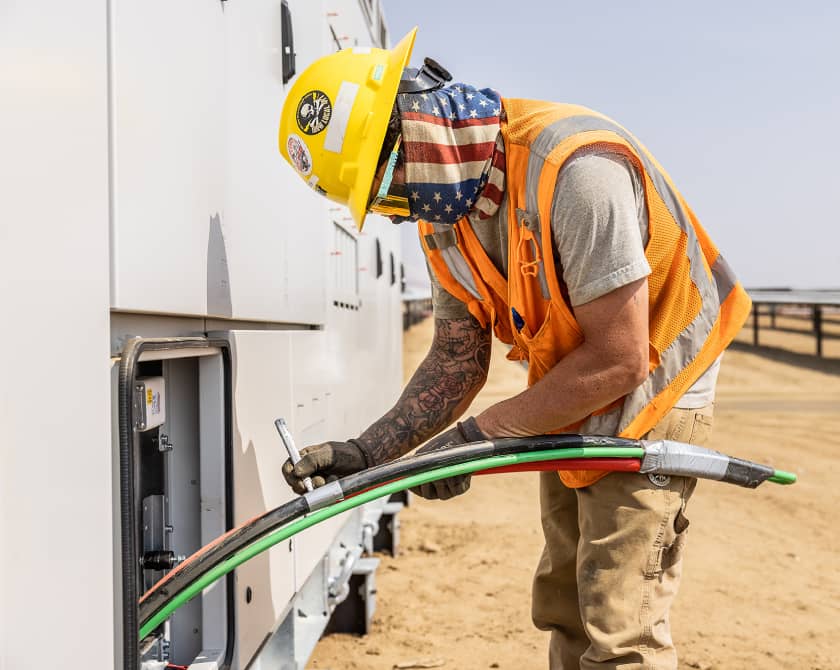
[296,90,332,135]
[286,134,312,176]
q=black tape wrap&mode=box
[722,457,776,488]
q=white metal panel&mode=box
[110,0,394,322]
[223,0,329,324]
[0,1,113,667]
[325,0,389,50]
[355,218,404,428]
[198,355,230,655]
[224,330,297,665]
[323,308,363,436]
[287,331,352,586]
[320,214,403,438]
[323,219,364,437]
[288,0,331,64]
[382,224,405,403]
[353,227,382,430]
[110,0,226,315]
[389,223,405,400]
[381,223,404,415]
[371,221,402,410]
[289,330,335,432]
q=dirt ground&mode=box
[310,315,840,670]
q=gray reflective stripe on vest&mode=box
[431,222,483,301]
[526,114,731,435]
[711,253,737,302]
[579,405,622,437]
[500,190,511,275]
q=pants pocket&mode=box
[661,475,697,571]
[689,411,714,446]
[643,476,696,577]
[661,515,689,571]
[645,513,690,576]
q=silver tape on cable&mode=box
[303,480,345,512]
[467,439,495,450]
[639,439,729,480]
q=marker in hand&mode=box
[275,418,313,492]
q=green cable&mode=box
[140,445,798,637]
[769,469,797,485]
[139,446,642,638]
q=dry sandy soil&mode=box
[310,314,840,670]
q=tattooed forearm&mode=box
[356,315,491,464]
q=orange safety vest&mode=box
[419,99,752,488]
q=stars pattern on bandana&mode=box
[397,83,506,225]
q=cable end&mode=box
[769,469,797,485]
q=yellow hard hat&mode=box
[278,28,417,231]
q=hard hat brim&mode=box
[348,28,417,231]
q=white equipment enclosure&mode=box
[1,2,405,669]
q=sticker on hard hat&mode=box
[296,90,332,135]
[287,133,312,175]
[308,175,327,196]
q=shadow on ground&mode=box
[729,340,840,376]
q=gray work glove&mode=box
[411,416,487,501]
[282,439,373,495]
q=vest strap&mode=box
[515,208,551,300]
[423,229,458,251]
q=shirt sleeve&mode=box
[426,257,471,320]
[551,152,651,307]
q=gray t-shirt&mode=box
[427,147,718,412]
[429,148,649,311]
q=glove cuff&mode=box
[347,438,376,470]
[457,416,487,443]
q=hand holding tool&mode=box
[275,418,313,492]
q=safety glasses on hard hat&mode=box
[367,135,410,217]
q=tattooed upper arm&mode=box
[429,315,492,376]
[356,314,491,463]
[416,314,492,419]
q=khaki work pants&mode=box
[532,405,714,670]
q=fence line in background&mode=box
[401,292,840,357]
[748,290,840,358]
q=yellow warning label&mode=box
[147,388,153,405]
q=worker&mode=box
[278,28,751,670]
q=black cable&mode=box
[118,338,141,670]
[139,434,637,627]
[118,336,229,670]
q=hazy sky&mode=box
[385,0,839,292]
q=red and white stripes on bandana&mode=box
[396,83,505,224]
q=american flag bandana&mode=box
[396,83,505,224]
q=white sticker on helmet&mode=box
[308,174,326,196]
[323,81,360,154]
[287,133,312,176]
